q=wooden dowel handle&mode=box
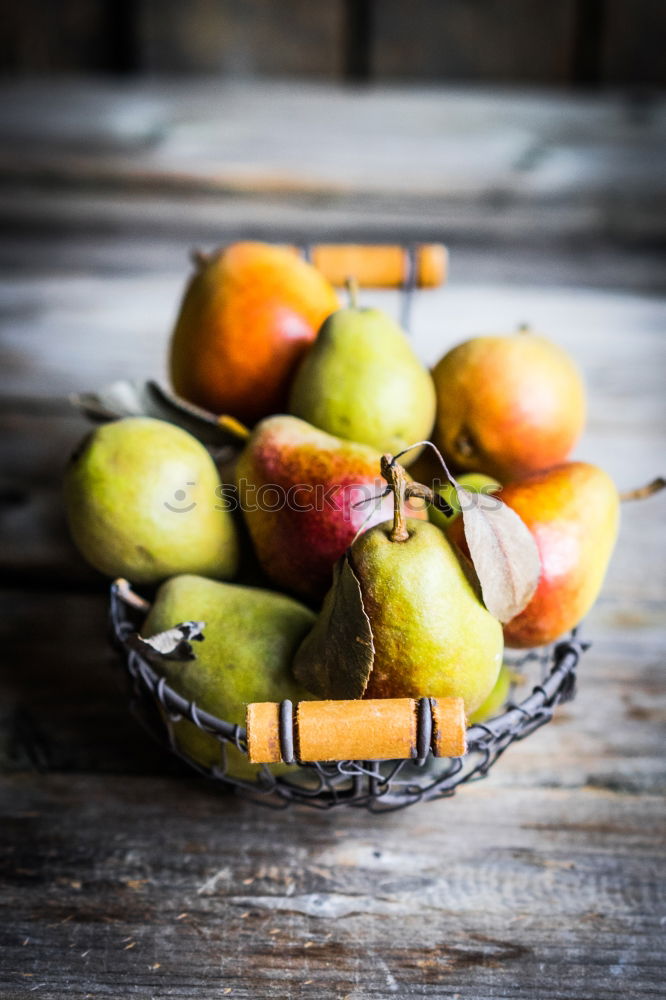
[246,697,466,764]
[292,243,448,288]
[431,697,467,757]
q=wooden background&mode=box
[0,76,665,997]
[2,0,665,86]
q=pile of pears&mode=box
[64,241,622,777]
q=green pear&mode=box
[288,305,436,464]
[354,520,503,713]
[295,511,504,716]
[64,416,238,584]
[143,575,315,780]
[467,664,514,724]
[429,471,502,530]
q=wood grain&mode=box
[372,0,577,83]
[0,82,663,243]
[602,0,666,86]
[0,773,664,998]
[138,0,345,78]
[4,1,665,86]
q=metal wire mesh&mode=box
[109,581,588,812]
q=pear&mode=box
[432,330,586,480]
[429,471,501,530]
[235,415,427,602]
[467,664,514,724]
[499,462,620,648]
[169,242,338,425]
[294,463,504,715]
[288,304,436,464]
[351,519,503,712]
[64,417,238,584]
[142,575,315,779]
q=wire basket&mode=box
[109,580,587,813]
[99,242,588,810]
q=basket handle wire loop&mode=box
[279,700,295,765]
[416,697,433,765]
[401,244,418,332]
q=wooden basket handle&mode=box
[291,243,448,288]
[246,697,466,764]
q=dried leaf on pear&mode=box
[70,379,245,449]
[293,555,375,699]
[131,621,206,663]
[458,487,540,623]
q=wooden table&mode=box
[1,81,665,998]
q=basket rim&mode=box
[109,579,588,810]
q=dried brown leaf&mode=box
[70,380,244,448]
[131,621,205,663]
[459,487,540,623]
[293,555,374,699]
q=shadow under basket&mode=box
[109,581,587,813]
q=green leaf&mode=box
[293,555,375,699]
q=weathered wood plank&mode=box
[1,224,664,295]
[1,0,121,74]
[372,0,577,84]
[138,0,346,78]
[0,411,100,587]
[603,0,666,86]
[0,774,663,998]
[3,0,348,78]
[0,588,184,775]
[0,82,664,243]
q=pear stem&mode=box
[381,455,410,542]
[191,248,211,270]
[345,275,359,309]
[619,476,666,502]
[115,578,151,612]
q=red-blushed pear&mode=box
[169,242,339,425]
[235,415,427,603]
[502,463,619,647]
[432,329,586,481]
[450,462,620,648]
